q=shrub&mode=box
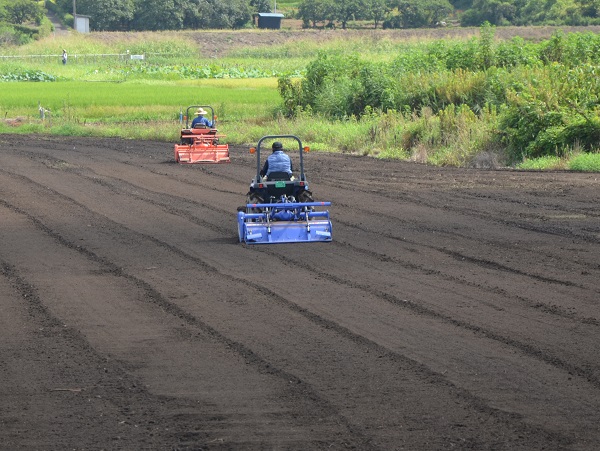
[568,152,600,171]
[516,155,564,170]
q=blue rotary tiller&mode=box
[237,135,332,244]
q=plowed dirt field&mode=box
[1,134,599,450]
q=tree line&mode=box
[2,0,600,36]
[49,0,271,31]
[297,0,600,29]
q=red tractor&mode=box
[174,105,230,164]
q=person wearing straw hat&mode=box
[191,107,213,128]
[62,49,68,65]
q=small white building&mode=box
[74,15,90,33]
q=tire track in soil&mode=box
[0,199,574,449]
[0,260,217,449]
[4,147,599,319]
[19,155,600,327]
[331,237,600,325]
[247,244,600,388]
[2,167,599,399]
[1,135,600,448]
[16,156,600,328]
[18,142,599,281]
[0,199,376,450]
[325,180,600,244]
[137,156,600,280]
[329,197,599,282]
[333,214,591,289]
[15,147,597,296]
[3,160,598,386]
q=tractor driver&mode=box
[191,108,213,128]
[260,142,293,180]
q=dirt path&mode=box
[0,134,599,450]
[46,10,69,36]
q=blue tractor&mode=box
[237,135,332,244]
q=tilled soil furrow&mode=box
[2,134,600,449]
[246,243,600,385]
[11,140,597,277]
[14,154,599,326]
[2,161,589,366]
[0,202,575,450]
[0,259,227,449]
[11,144,598,292]
[333,215,598,290]
[2,162,599,392]
[0,204,370,449]
[331,237,599,324]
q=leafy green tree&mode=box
[181,0,252,29]
[131,0,184,30]
[578,0,600,17]
[386,0,451,27]
[546,0,579,23]
[181,0,210,28]
[204,0,252,28]
[426,0,454,24]
[367,0,390,28]
[461,0,516,25]
[333,0,368,28]
[54,0,73,14]
[6,0,43,25]
[78,0,134,31]
[392,0,426,27]
[298,0,335,27]
[0,0,8,22]
[250,0,271,13]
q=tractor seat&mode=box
[266,171,292,181]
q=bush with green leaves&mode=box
[499,63,600,161]
[568,152,600,171]
[278,27,600,165]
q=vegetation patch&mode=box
[1,24,599,171]
[568,153,600,172]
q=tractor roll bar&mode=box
[255,135,306,182]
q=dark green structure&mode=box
[257,13,284,29]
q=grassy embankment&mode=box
[1,30,599,171]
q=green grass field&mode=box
[0,78,283,142]
[0,30,412,146]
[3,79,279,121]
[1,28,599,170]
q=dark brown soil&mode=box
[1,134,599,450]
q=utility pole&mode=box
[73,0,76,21]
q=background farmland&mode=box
[1,6,600,170]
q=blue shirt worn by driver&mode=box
[191,116,213,128]
[261,150,293,178]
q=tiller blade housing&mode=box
[238,201,332,244]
